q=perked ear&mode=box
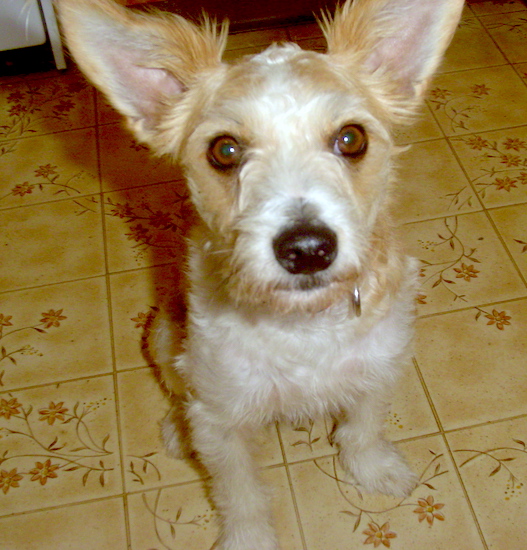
[56,0,227,140]
[322,0,464,117]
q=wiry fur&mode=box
[57,0,464,548]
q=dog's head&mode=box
[58,0,463,313]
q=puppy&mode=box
[57,0,464,548]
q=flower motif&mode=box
[500,154,522,168]
[465,136,489,150]
[53,99,75,115]
[485,310,511,330]
[131,311,154,329]
[503,138,527,151]
[363,522,397,548]
[0,314,13,328]
[453,263,479,282]
[414,495,445,526]
[12,182,35,196]
[471,84,491,97]
[7,91,25,102]
[29,459,60,485]
[0,468,24,494]
[429,88,452,100]
[40,309,67,329]
[39,401,69,425]
[150,210,176,230]
[417,294,427,305]
[126,224,150,243]
[34,164,58,178]
[494,177,518,192]
[0,397,22,420]
[518,172,527,185]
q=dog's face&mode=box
[58,0,464,312]
[179,44,395,311]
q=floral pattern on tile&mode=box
[402,212,525,314]
[0,280,113,390]
[427,65,527,136]
[446,417,527,549]
[0,376,121,515]
[450,127,527,208]
[481,10,527,63]
[291,437,485,550]
[0,74,95,141]
[0,129,99,209]
[414,299,527,430]
[101,182,195,271]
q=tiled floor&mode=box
[1,1,527,549]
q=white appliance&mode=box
[0,0,66,69]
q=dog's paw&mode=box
[341,440,418,499]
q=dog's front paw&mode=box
[341,440,418,499]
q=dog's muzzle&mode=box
[272,221,337,275]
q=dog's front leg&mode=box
[333,388,418,499]
[187,399,279,550]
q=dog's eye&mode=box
[335,125,368,158]
[208,136,242,170]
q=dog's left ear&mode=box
[323,0,464,118]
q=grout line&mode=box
[275,423,309,550]
[95,89,134,549]
[411,357,489,549]
[416,293,527,321]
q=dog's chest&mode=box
[184,304,406,421]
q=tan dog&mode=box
[57,1,464,548]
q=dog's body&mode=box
[57,0,464,547]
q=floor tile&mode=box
[393,104,444,145]
[0,198,105,292]
[446,417,527,550]
[128,467,303,550]
[449,126,527,209]
[468,0,527,16]
[0,498,128,550]
[102,182,194,272]
[99,123,183,192]
[480,10,527,64]
[395,139,480,224]
[414,298,527,430]
[0,375,121,515]
[0,279,113,390]
[290,436,484,550]
[427,65,527,136]
[490,203,527,279]
[440,9,507,73]
[0,129,99,210]
[118,367,204,491]
[402,211,525,315]
[109,264,190,371]
[0,72,95,141]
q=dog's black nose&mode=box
[273,222,338,275]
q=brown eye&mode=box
[207,135,242,170]
[335,124,367,158]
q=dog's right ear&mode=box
[56,0,227,142]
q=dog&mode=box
[57,0,464,547]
